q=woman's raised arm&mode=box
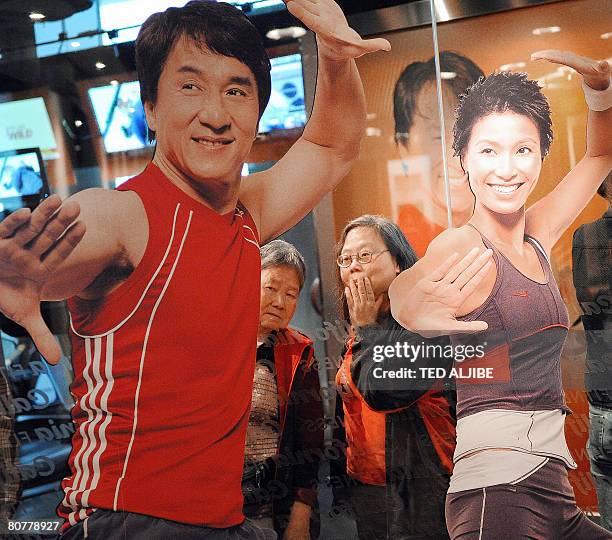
[526,50,611,251]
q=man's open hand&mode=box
[0,195,85,364]
[284,0,390,61]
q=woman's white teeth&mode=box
[491,184,520,193]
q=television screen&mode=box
[0,98,58,159]
[88,81,152,154]
[88,53,306,152]
[259,54,307,134]
[0,148,49,218]
[96,1,285,48]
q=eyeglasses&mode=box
[336,250,390,268]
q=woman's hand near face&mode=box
[345,276,383,328]
[389,247,493,337]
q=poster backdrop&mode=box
[333,0,612,512]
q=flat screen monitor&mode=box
[88,53,306,151]
[88,81,152,154]
[0,97,58,159]
[0,148,50,218]
[259,53,307,134]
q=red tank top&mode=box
[58,164,261,530]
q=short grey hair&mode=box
[260,240,306,290]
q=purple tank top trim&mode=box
[458,223,562,324]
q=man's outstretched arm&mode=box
[240,0,390,242]
[0,189,137,363]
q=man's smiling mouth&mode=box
[192,136,233,148]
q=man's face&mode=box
[144,37,260,196]
[402,83,474,216]
[259,265,301,335]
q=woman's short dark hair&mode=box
[261,240,306,290]
[394,51,484,145]
[452,71,553,162]
[135,0,271,140]
[335,215,418,321]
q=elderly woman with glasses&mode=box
[334,215,456,539]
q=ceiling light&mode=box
[499,62,526,71]
[601,32,612,40]
[29,12,46,21]
[110,79,119,86]
[366,127,381,137]
[70,41,81,48]
[433,0,450,22]
[74,120,83,128]
[266,26,307,41]
[95,61,106,70]
[532,26,561,35]
[440,71,457,79]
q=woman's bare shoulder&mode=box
[424,225,484,261]
[395,226,485,288]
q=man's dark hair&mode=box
[452,71,553,162]
[135,0,271,140]
[393,51,484,145]
[335,215,418,322]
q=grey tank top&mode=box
[450,224,571,419]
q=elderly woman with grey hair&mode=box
[242,240,324,540]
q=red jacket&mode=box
[348,314,456,538]
[336,337,386,485]
[256,328,324,534]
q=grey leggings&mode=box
[446,459,612,539]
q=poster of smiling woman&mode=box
[330,2,610,530]
[389,47,611,538]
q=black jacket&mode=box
[350,314,456,539]
[245,329,325,537]
[572,208,612,406]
